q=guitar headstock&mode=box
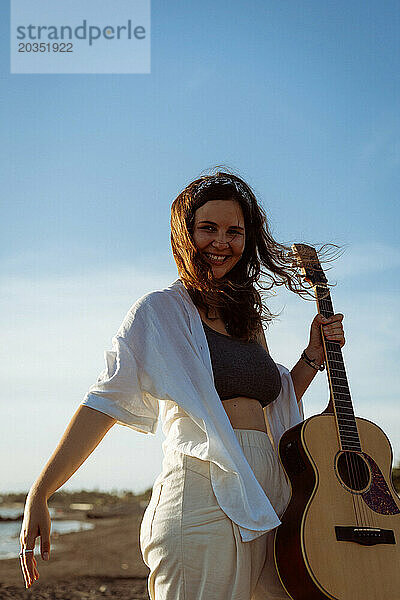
[290,243,328,287]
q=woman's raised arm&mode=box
[19,405,116,589]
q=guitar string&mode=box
[319,296,373,528]
[349,450,367,526]
[312,267,376,532]
[348,451,362,525]
[319,297,367,526]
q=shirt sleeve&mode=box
[81,295,160,434]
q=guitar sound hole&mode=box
[336,452,371,492]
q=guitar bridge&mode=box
[335,526,395,546]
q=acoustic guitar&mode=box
[274,243,400,600]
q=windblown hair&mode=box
[170,167,343,342]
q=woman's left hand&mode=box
[306,313,345,365]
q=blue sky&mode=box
[1,0,399,493]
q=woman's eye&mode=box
[200,226,242,234]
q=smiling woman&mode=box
[192,198,246,276]
[19,168,345,600]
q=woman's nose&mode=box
[211,239,230,248]
[211,232,232,246]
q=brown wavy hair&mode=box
[170,167,343,342]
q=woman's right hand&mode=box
[19,491,51,589]
[17,405,116,589]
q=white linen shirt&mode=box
[81,278,304,542]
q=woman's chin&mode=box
[211,266,230,279]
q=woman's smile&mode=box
[192,199,245,278]
[203,252,231,265]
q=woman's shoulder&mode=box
[126,280,188,322]
[137,282,183,308]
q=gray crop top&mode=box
[201,320,282,408]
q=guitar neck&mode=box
[314,284,361,452]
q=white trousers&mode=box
[140,428,291,600]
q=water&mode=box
[0,506,95,559]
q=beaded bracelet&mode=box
[301,349,325,371]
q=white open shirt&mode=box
[81,278,304,542]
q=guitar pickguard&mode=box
[361,453,400,515]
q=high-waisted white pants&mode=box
[140,428,291,600]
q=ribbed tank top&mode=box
[201,320,282,408]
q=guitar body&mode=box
[275,414,400,600]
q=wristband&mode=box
[301,349,325,371]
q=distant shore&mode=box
[0,513,150,599]
[0,491,151,599]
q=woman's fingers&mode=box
[25,552,36,585]
[19,498,52,588]
[321,313,345,346]
[19,548,36,588]
[20,525,36,587]
[20,528,49,587]
[40,525,51,561]
[23,548,42,587]
[19,552,30,587]
[32,555,40,579]
[19,529,38,588]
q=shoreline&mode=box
[0,513,150,599]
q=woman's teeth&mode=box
[205,253,230,264]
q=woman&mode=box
[19,171,345,599]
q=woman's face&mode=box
[192,199,245,279]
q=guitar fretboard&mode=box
[315,284,361,452]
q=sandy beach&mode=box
[0,511,150,599]
[2,474,399,600]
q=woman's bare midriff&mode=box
[221,397,267,433]
[196,307,268,434]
